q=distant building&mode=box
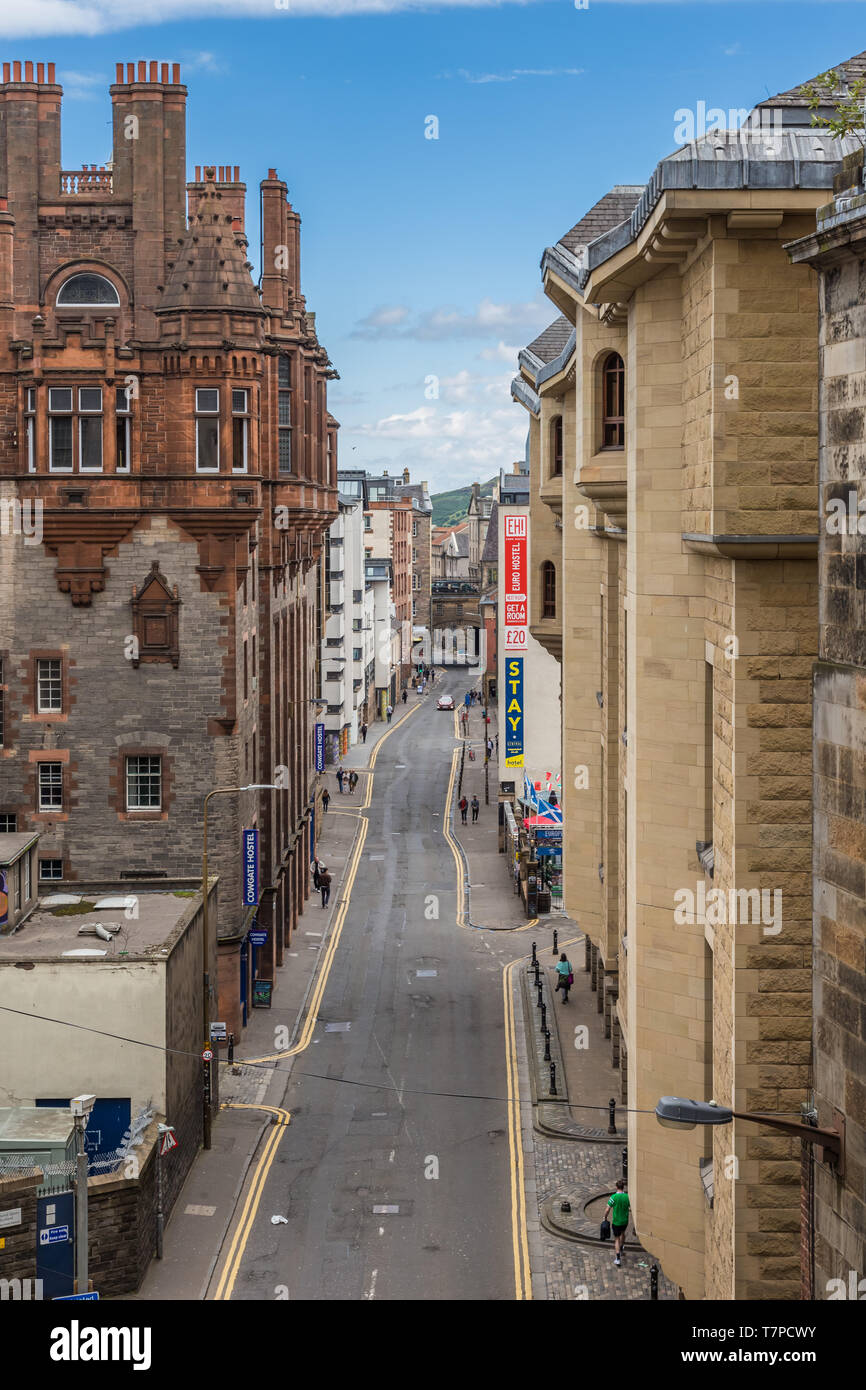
[320,479,375,760]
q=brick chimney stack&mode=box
[110,61,187,340]
[0,61,62,311]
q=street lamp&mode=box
[654,1096,844,1172]
[201,783,278,1149]
[70,1093,95,1295]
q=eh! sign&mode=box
[242,828,259,907]
[504,658,524,768]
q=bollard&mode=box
[608,1097,617,1135]
[540,1001,547,1033]
[552,928,558,954]
[228,1033,235,1066]
[543,1029,551,1062]
[650,1265,659,1301]
[549,1062,557,1095]
[531,940,537,966]
[622,1147,628,1185]
[533,960,540,987]
[536,980,543,1009]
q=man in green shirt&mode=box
[607,1179,630,1267]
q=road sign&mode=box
[201,1048,213,1062]
[210,1021,227,1041]
[159,1128,178,1156]
[39,1225,70,1246]
[53,1291,100,1301]
[249,929,268,947]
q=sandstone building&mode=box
[514,65,861,1297]
[0,61,338,1043]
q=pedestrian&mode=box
[322,788,330,813]
[350,770,359,793]
[486,737,493,760]
[554,952,574,1002]
[459,795,468,824]
[430,669,435,685]
[495,733,499,753]
[336,767,344,794]
[319,865,332,909]
[386,704,393,723]
[402,688,408,704]
[312,858,321,890]
[361,722,368,744]
[471,795,480,823]
[607,1179,631,1267]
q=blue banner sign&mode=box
[315,722,325,772]
[242,828,259,907]
[504,657,524,768]
[249,928,268,947]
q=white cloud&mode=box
[0,0,545,39]
[451,67,583,84]
[351,295,548,342]
[57,68,107,99]
[479,340,521,363]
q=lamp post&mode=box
[70,1093,95,1295]
[201,783,277,1149]
[654,1096,844,1172]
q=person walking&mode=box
[361,722,368,744]
[319,865,332,909]
[350,770,359,794]
[386,704,393,724]
[403,688,409,704]
[486,737,493,761]
[312,858,321,890]
[459,795,468,824]
[336,767,344,794]
[470,795,480,823]
[430,668,435,685]
[322,788,330,813]
[607,1180,631,1267]
[554,952,574,1002]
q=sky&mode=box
[1,0,864,494]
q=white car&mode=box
[437,694,455,711]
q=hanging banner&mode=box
[314,722,325,772]
[504,515,528,651]
[504,657,524,768]
[242,828,258,907]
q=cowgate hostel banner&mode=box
[242,828,259,907]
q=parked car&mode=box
[437,694,455,710]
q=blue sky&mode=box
[4,0,865,492]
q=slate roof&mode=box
[525,316,572,364]
[481,500,498,565]
[557,186,645,255]
[450,530,470,558]
[762,48,866,106]
[159,177,263,315]
[393,481,432,513]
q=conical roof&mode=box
[159,174,263,315]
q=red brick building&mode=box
[0,60,338,1039]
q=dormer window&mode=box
[56,273,120,308]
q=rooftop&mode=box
[0,832,39,865]
[0,886,200,961]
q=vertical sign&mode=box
[503,515,527,652]
[314,722,325,772]
[242,828,258,907]
[504,658,524,768]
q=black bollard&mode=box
[608,1097,617,1135]
[531,940,537,966]
[540,1002,547,1033]
[622,1147,628,1184]
[536,980,543,1009]
[549,1062,557,1095]
[228,1033,235,1066]
[552,928,558,954]
[543,1029,551,1062]
[650,1265,659,1300]
[533,960,540,987]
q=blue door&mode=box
[240,941,248,1027]
[37,1098,131,1169]
[37,1190,75,1299]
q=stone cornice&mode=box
[682,532,818,559]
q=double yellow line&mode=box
[502,956,532,1300]
[211,1105,291,1301]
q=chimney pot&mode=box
[47,62,55,83]
[149,60,157,82]
[127,63,134,83]
[2,65,9,84]
[13,61,21,82]
[171,62,180,84]
[234,165,240,181]
[195,165,201,182]
[268,167,277,180]
[25,61,33,82]
[161,62,169,83]
[138,60,146,82]
[37,62,44,83]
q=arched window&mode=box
[542,561,556,619]
[601,352,624,449]
[551,415,563,476]
[56,273,120,308]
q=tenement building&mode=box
[788,150,866,1300]
[515,61,861,1297]
[0,61,338,1040]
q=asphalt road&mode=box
[229,673,519,1300]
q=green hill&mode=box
[430,476,497,528]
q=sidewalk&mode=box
[451,697,530,930]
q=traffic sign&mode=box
[202,1048,213,1062]
[159,1127,178,1156]
[210,1021,227,1041]
[39,1225,70,1246]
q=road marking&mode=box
[502,956,532,1302]
[184,1204,216,1217]
[212,1105,291,1301]
[388,1149,395,1163]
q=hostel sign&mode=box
[504,515,528,652]
[504,658,524,768]
[242,828,259,907]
